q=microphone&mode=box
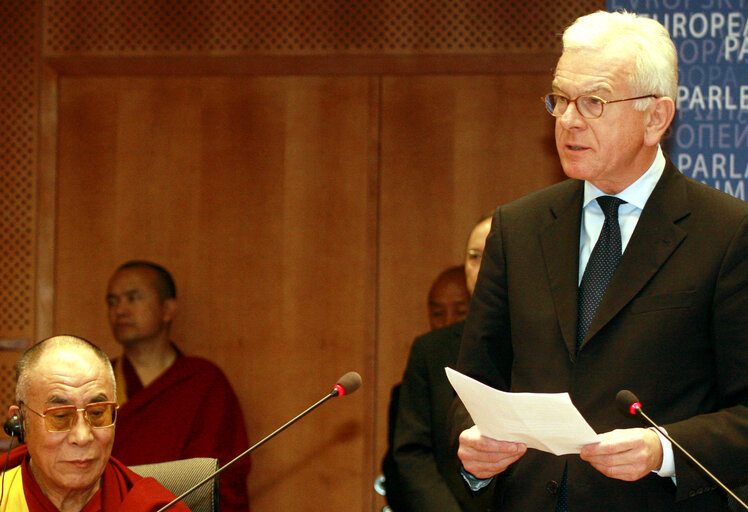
[156,371,362,512]
[333,371,362,397]
[616,390,748,510]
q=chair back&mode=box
[130,457,219,512]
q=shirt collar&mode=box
[583,145,665,210]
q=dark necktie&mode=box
[576,195,626,350]
[556,195,625,512]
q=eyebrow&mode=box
[551,79,614,96]
[106,287,140,299]
[46,393,111,406]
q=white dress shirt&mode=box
[578,145,675,478]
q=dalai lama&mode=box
[1,335,189,512]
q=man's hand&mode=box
[458,425,527,479]
[580,428,663,481]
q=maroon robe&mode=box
[111,353,250,512]
[4,445,190,511]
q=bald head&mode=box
[15,335,115,404]
[427,265,470,330]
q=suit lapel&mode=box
[580,161,690,349]
[540,181,584,356]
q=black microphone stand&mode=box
[156,389,342,512]
[633,404,748,510]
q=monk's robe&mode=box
[0,445,190,511]
[112,351,250,512]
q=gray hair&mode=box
[562,10,678,108]
[15,335,116,403]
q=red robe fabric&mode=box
[3,445,190,511]
[111,353,250,512]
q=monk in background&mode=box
[106,260,250,511]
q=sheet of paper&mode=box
[445,367,600,455]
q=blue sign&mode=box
[608,1,748,200]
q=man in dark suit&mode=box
[384,214,493,511]
[454,10,748,512]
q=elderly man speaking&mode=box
[1,335,189,512]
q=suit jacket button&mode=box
[688,490,697,497]
[546,480,559,495]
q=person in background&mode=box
[2,335,190,512]
[384,213,493,512]
[105,260,250,512]
[427,265,472,331]
[454,10,747,511]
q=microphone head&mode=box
[333,371,362,397]
[616,389,641,416]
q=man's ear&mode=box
[5,405,23,441]
[162,298,178,324]
[644,96,675,147]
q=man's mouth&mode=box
[67,459,94,469]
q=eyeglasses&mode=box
[543,93,658,119]
[21,402,118,432]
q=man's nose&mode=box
[112,301,129,316]
[445,307,463,326]
[559,101,587,128]
[67,411,94,445]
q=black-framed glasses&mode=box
[21,401,118,432]
[543,93,658,119]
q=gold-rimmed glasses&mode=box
[21,401,118,432]
[543,93,658,119]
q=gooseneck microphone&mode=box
[156,371,362,512]
[616,390,748,510]
[332,371,362,397]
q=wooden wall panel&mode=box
[53,76,376,511]
[0,0,611,509]
[0,0,41,451]
[0,1,40,402]
[376,73,563,474]
[41,0,599,56]
[51,71,562,511]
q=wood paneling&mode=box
[40,0,596,55]
[0,0,39,345]
[0,0,610,510]
[54,76,377,511]
[377,74,563,476]
[50,71,563,511]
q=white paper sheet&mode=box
[446,367,600,455]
